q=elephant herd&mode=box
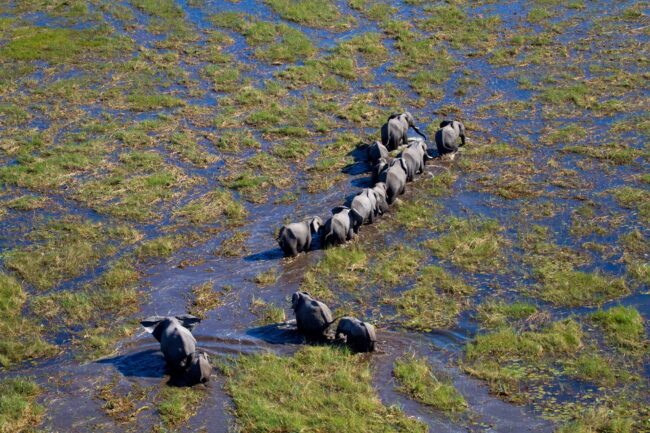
[140,112,466,386]
[278,112,466,256]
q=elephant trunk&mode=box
[412,126,428,142]
[460,133,466,147]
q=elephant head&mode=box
[141,314,201,342]
[440,120,466,146]
[291,291,311,311]
[404,112,428,142]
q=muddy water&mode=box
[1,0,648,432]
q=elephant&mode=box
[371,182,390,214]
[141,315,202,372]
[186,351,212,384]
[372,157,389,185]
[335,317,377,353]
[381,112,428,152]
[435,120,466,156]
[277,216,323,257]
[367,141,389,164]
[401,138,430,181]
[321,206,363,248]
[351,188,381,225]
[378,158,408,205]
[291,291,336,339]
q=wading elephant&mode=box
[291,291,336,339]
[381,112,428,151]
[140,314,212,381]
[277,216,323,257]
[351,188,381,225]
[372,157,389,185]
[378,158,408,204]
[401,138,430,181]
[335,317,377,353]
[186,351,212,384]
[367,141,389,164]
[321,206,363,248]
[371,182,390,214]
[435,120,466,156]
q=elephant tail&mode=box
[325,316,343,328]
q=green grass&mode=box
[563,353,616,386]
[543,123,587,145]
[533,265,628,307]
[370,245,424,287]
[168,132,219,168]
[300,245,368,300]
[188,281,223,319]
[335,32,387,66]
[393,355,466,412]
[463,320,583,401]
[156,386,204,428]
[134,235,184,260]
[394,199,441,230]
[591,306,647,355]
[562,144,642,165]
[5,195,48,211]
[254,268,278,287]
[223,346,427,432]
[125,93,185,111]
[423,217,505,273]
[264,0,355,30]
[174,188,247,226]
[250,297,286,326]
[215,130,261,152]
[389,265,472,331]
[4,218,132,291]
[476,301,537,328]
[0,378,44,433]
[0,273,55,368]
[216,231,250,257]
[0,26,130,63]
[557,406,634,433]
[609,187,650,223]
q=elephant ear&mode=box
[387,112,401,121]
[364,322,377,343]
[175,314,201,332]
[310,217,322,233]
[141,316,165,334]
[399,158,408,172]
[439,120,452,128]
[331,206,348,215]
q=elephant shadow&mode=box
[246,322,305,345]
[97,349,166,379]
[244,248,286,262]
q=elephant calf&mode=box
[381,112,428,151]
[435,120,466,156]
[351,189,381,225]
[336,317,377,353]
[371,182,390,214]
[292,291,336,339]
[321,206,362,248]
[277,216,322,257]
[141,315,212,384]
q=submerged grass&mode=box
[591,306,647,355]
[223,346,426,432]
[393,355,466,412]
[264,0,355,30]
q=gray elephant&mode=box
[351,188,381,224]
[291,291,336,339]
[321,206,363,248]
[371,182,390,214]
[401,138,430,181]
[367,141,389,164]
[140,314,211,381]
[372,157,389,185]
[381,112,428,151]
[435,120,466,156]
[335,317,377,353]
[277,216,323,257]
[377,158,408,204]
[186,351,212,384]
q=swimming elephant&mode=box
[367,141,389,164]
[378,158,408,205]
[321,206,363,248]
[291,291,336,339]
[371,182,390,214]
[186,351,212,384]
[351,188,381,224]
[277,216,323,257]
[335,317,376,353]
[435,120,466,156]
[141,315,202,372]
[381,112,428,152]
[401,139,430,181]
